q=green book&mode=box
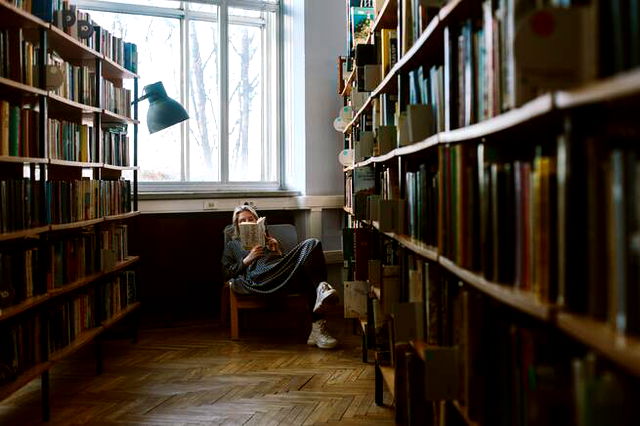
[8,105,20,156]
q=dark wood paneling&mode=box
[129,211,296,325]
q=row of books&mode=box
[0,225,129,311]
[0,178,132,234]
[349,242,640,426]
[405,162,438,246]
[2,101,133,164]
[0,268,136,386]
[27,0,139,73]
[103,79,132,117]
[0,246,46,309]
[0,28,39,86]
[0,314,41,385]
[48,53,97,106]
[47,178,132,224]
[48,118,96,162]
[348,0,640,145]
[102,126,130,167]
[0,179,47,233]
[46,272,136,355]
[97,271,136,325]
[48,224,129,289]
[438,279,639,426]
[0,100,41,158]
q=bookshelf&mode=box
[0,0,140,420]
[340,0,640,425]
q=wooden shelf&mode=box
[0,76,47,96]
[359,318,367,333]
[48,93,100,114]
[379,365,395,398]
[49,158,101,168]
[438,0,469,25]
[49,302,142,364]
[396,134,440,157]
[396,14,441,73]
[0,361,52,402]
[340,68,356,97]
[104,211,140,222]
[438,256,554,321]
[0,211,140,241]
[392,234,438,261]
[0,302,139,403]
[557,312,640,377]
[0,256,140,322]
[409,339,429,361]
[0,226,49,242]
[0,2,47,29]
[440,94,554,143]
[371,0,398,32]
[372,286,381,300]
[102,109,138,125]
[102,56,138,81]
[0,293,50,320]
[101,164,138,171]
[41,302,141,362]
[47,25,101,61]
[49,328,101,363]
[49,218,105,232]
[364,148,396,165]
[452,400,480,426]
[0,155,48,164]
[103,302,141,330]
[555,67,640,109]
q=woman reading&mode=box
[221,204,339,349]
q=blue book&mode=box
[32,0,54,22]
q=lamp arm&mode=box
[131,93,151,105]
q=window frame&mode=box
[76,0,284,193]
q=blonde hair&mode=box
[231,203,259,239]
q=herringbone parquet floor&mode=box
[0,315,395,425]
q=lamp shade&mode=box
[142,82,189,134]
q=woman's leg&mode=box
[288,238,328,319]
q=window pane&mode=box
[83,11,182,182]
[187,2,217,14]
[88,0,179,8]
[228,10,265,182]
[230,8,262,19]
[188,18,220,181]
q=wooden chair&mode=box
[220,223,309,339]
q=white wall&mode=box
[284,0,345,196]
[303,0,345,196]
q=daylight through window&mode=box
[77,0,281,190]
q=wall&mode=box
[303,0,345,196]
[283,0,345,196]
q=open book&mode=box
[238,216,266,249]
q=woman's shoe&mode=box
[313,281,338,313]
[306,319,338,349]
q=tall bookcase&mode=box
[341,0,640,425]
[0,1,140,420]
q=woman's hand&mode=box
[243,245,265,266]
[266,236,282,255]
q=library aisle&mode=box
[0,313,394,425]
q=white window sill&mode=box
[137,193,343,214]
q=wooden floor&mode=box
[0,315,395,425]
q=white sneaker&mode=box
[307,319,338,349]
[313,281,338,313]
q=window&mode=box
[77,0,281,190]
